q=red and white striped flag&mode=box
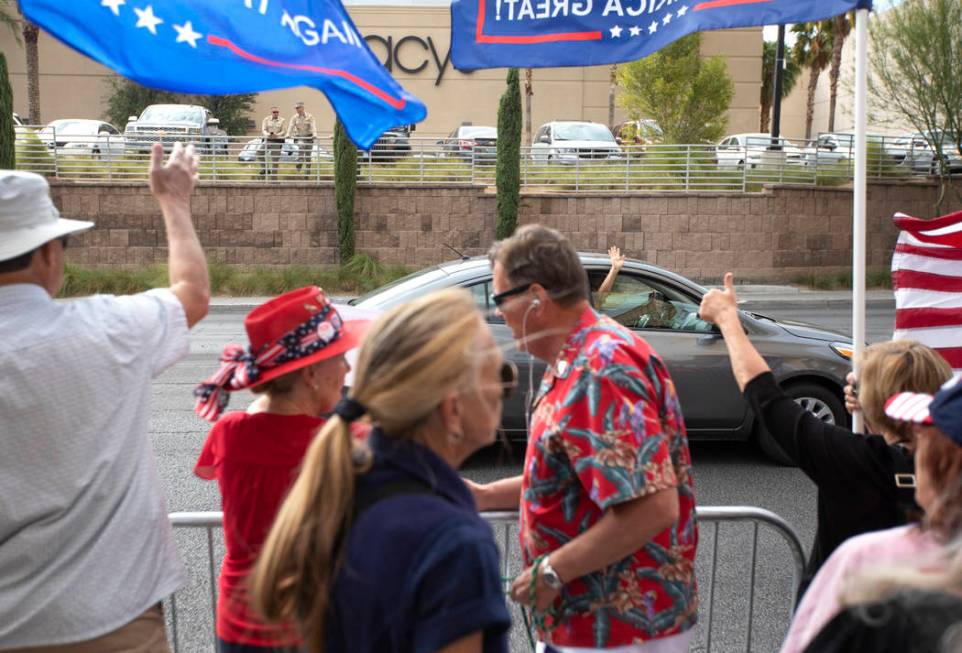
[892,209,962,372]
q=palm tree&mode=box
[608,64,618,129]
[523,68,533,147]
[760,40,800,133]
[792,21,833,139]
[0,4,18,42]
[825,13,853,133]
[0,2,40,124]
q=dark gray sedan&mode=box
[348,254,855,463]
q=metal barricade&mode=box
[168,506,804,653]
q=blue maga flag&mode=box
[452,0,872,70]
[19,0,426,149]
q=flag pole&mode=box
[852,7,869,433]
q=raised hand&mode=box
[149,142,199,206]
[699,272,739,325]
[844,372,861,415]
[608,245,625,272]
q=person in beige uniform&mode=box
[260,107,285,181]
[286,101,316,177]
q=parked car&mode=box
[37,119,126,158]
[802,133,852,167]
[438,124,497,162]
[12,112,30,137]
[530,121,623,163]
[360,124,414,163]
[346,254,854,464]
[237,137,332,164]
[716,133,806,169]
[124,104,228,155]
[882,134,931,171]
[911,130,962,175]
[612,119,663,148]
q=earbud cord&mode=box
[522,300,537,434]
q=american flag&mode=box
[891,209,962,372]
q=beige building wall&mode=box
[780,9,916,140]
[2,8,762,140]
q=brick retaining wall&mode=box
[50,181,956,282]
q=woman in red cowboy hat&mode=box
[192,287,368,653]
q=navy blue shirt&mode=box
[325,429,511,653]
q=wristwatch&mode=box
[539,557,564,590]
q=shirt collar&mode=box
[368,428,476,511]
[549,305,601,381]
[0,283,52,308]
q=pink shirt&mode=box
[779,525,942,653]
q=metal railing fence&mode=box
[13,127,945,192]
[167,506,805,653]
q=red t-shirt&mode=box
[195,411,367,646]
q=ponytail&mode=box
[250,415,359,651]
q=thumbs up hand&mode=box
[699,272,739,325]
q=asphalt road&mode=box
[154,302,896,653]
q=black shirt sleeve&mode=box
[743,372,900,497]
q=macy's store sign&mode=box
[363,34,470,86]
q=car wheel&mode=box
[753,381,846,465]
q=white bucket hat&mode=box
[0,171,94,261]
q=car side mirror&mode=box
[127,116,138,123]
[615,136,623,145]
[207,118,220,126]
[538,135,551,144]
[408,124,416,132]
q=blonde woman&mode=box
[700,273,953,599]
[250,289,514,653]
[781,377,962,652]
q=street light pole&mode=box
[770,24,786,143]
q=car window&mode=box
[467,282,490,312]
[553,123,615,142]
[139,106,205,124]
[462,126,497,139]
[590,272,713,333]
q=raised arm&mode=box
[698,272,769,391]
[596,245,626,298]
[149,142,210,328]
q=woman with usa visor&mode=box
[250,288,514,653]
[192,287,369,653]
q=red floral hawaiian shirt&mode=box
[520,307,698,648]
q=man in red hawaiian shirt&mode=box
[470,225,698,652]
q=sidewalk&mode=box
[208,286,896,313]
[723,285,895,311]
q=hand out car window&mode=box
[590,272,713,333]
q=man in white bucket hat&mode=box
[0,143,210,652]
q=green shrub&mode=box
[496,69,521,239]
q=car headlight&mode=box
[830,342,855,360]
[555,148,576,154]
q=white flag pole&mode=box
[852,7,869,433]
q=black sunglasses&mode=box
[500,361,518,399]
[490,283,532,308]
